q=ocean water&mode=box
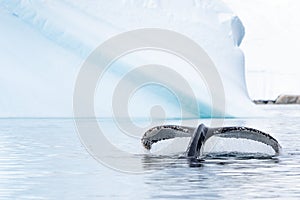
[0,105,300,200]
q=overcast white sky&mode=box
[223,0,300,99]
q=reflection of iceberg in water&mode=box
[0,0,258,118]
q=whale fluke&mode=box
[141,124,281,158]
[141,125,195,150]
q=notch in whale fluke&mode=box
[141,124,282,158]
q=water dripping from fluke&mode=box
[141,123,282,166]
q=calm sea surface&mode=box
[0,105,300,199]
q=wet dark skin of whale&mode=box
[141,124,281,158]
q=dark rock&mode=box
[275,95,300,104]
[253,100,275,105]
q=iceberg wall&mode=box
[0,0,258,118]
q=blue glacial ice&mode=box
[0,0,259,118]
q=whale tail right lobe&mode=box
[186,124,282,158]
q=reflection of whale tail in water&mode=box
[141,124,281,158]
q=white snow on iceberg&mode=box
[0,0,258,118]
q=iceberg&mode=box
[0,0,258,118]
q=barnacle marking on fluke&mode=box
[141,125,194,150]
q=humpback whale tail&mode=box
[141,124,281,158]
